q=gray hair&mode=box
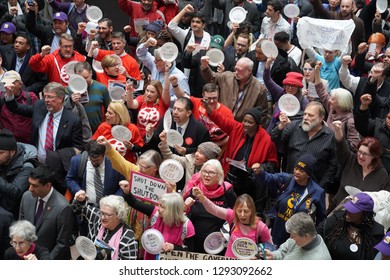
[329,88,353,111]
[158,192,186,227]
[201,159,224,185]
[9,220,38,242]
[285,212,317,237]
[99,195,129,222]
[139,150,163,169]
[43,82,66,99]
[59,33,74,43]
[74,61,92,74]
[238,57,254,70]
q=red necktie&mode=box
[45,114,54,151]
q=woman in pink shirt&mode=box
[192,188,273,258]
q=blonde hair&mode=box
[108,101,131,125]
[158,193,186,227]
[101,54,119,69]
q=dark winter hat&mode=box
[0,129,17,151]
[245,107,263,125]
[294,154,316,178]
[198,142,221,160]
[282,72,304,88]
[145,21,163,34]
[343,192,374,213]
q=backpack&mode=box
[77,150,89,179]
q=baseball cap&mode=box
[52,12,68,22]
[374,231,390,256]
[1,70,22,86]
[343,192,374,213]
[210,35,225,50]
[0,22,16,34]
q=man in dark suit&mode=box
[65,139,125,205]
[19,165,73,260]
[145,97,210,156]
[1,33,47,94]
[4,82,84,194]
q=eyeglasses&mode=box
[100,211,115,218]
[357,150,372,158]
[203,96,218,102]
[10,241,28,248]
[43,95,59,100]
[201,170,217,177]
[138,163,152,170]
[60,45,73,49]
[303,68,314,72]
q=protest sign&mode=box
[297,17,355,52]
[158,250,236,260]
[129,171,166,205]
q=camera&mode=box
[27,0,34,6]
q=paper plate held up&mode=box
[63,60,78,76]
[141,229,164,255]
[111,125,132,142]
[68,74,88,93]
[283,3,300,18]
[345,185,362,197]
[204,232,227,255]
[377,0,388,13]
[231,237,258,260]
[227,21,233,30]
[86,6,103,23]
[92,59,104,73]
[159,159,184,183]
[85,21,98,34]
[261,40,278,58]
[229,7,247,23]
[206,48,225,67]
[166,129,183,147]
[109,86,126,101]
[159,42,179,63]
[75,236,97,260]
[163,110,172,132]
[252,0,262,4]
[278,94,300,116]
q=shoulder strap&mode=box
[183,29,192,52]
[255,219,267,243]
[78,150,89,178]
[26,92,32,105]
[181,217,189,241]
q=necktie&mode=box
[45,114,54,151]
[177,126,183,135]
[94,168,104,203]
[34,199,44,225]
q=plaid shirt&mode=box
[72,200,138,260]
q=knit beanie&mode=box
[282,72,304,88]
[145,21,163,34]
[294,154,316,178]
[0,129,17,150]
[245,107,263,125]
[198,142,221,160]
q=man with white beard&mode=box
[270,101,338,195]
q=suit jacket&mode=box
[0,45,47,94]
[5,99,84,151]
[145,114,211,155]
[19,189,73,260]
[65,155,125,197]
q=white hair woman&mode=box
[4,220,50,260]
[120,183,195,260]
[72,193,138,260]
[183,159,237,253]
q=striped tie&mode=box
[45,114,54,151]
[94,168,104,203]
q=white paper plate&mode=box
[227,21,233,29]
[75,236,97,260]
[141,228,164,255]
[261,40,278,58]
[68,74,88,93]
[111,125,132,142]
[159,42,179,63]
[166,129,183,147]
[229,6,247,24]
[231,237,258,260]
[252,0,262,4]
[283,3,300,18]
[85,21,98,34]
[163,110,172,132]
[159,159,184,183]
[204,232,226,255]
[92,59,104,73]
[112,54,123,67]
[86,6,103,23]
[345,186,362,197]
[63,60,78,76]
[278,94,300,116]
[206,48,225,67]
[109,86,126,101]
[377,0,388,13]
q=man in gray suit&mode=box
[19,165,73,260]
